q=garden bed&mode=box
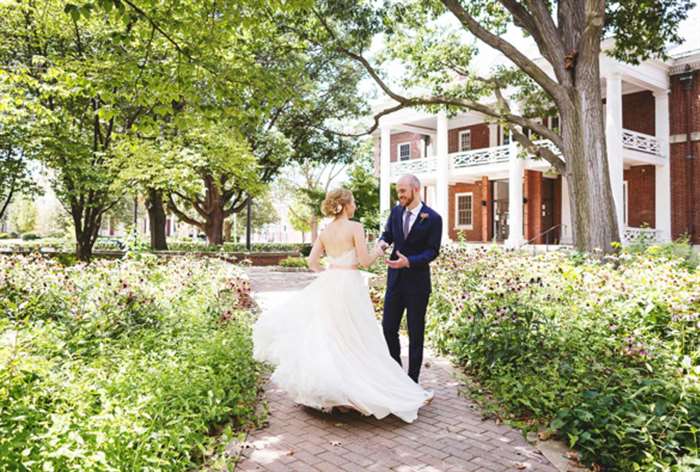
[0,248,299,266]
[0,254,261,470]
[426,245,700,470]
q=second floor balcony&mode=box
[388,128,664,180]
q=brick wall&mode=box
[389,132,425,162]
[669,70,700,243]
[448,123,490,153]
[670,141,700,242]
[448,181,486,241]
[622,91,655,135]
[624,165,656,228]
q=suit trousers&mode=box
[381,284,430,383]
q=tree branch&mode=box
[167,193,204,229]
[492,85,565,170]
[441,0,565,102]
[499,0,569,87]
[0,177,16,221]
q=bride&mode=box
[252,188,433,423]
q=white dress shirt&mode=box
[403,202,423,236]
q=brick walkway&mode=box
[236,268,556,472]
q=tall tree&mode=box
[0,79,40,222]
[306,0,693,253]
[0,1,192,260]
[347,140,380,231]
[97,0,368,246]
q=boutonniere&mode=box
[419,212,429,222]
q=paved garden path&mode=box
[236,268,557,472]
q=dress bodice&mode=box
[327,248,358,266]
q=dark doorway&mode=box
[541,177,559,244]
[491,180,509,242]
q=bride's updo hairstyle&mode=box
[321,188,353,217]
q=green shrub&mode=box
[20,232,40,241]
[428,246,700,470]
[166,240,306,254]
[0,232,10,240]
[279,256,308,268]
[0,255,259,471]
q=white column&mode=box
[606,72,625,238]
[436,110,450,243]
[654,89,671,242]
[505,142,525,248]
[426,185,436,208]
[560,177,573,244]
[380,124,391,224]
[488,123,498,148]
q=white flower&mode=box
[335,204,342,214]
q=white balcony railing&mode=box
[622,130,661,155]
[389,157,438,177]
[388,128,661,177]
[622,226,660,244]
[450,145,510,169]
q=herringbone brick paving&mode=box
[237,268,556,472]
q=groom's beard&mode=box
[401,191,418,208]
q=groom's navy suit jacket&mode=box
[380,204,442,295]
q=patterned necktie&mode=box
[403,209,411,238]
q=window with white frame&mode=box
[549,115,560,132]
[623,181,628,226]
[459,130,472,152]
[500,126,511,145]
[398,142,411,161]
[455,193,473,228]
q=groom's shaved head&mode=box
[396,174,422,208]
[398,174,421,190]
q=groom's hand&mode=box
[386,251,410,269]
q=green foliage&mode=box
[233,191,280,241]
[0,255,259,470]
[605,0,696,64]
[0,80,40,220]
[9,198,37,235]
[428,246,700,470]
[20,233,40,241]
[279,256,309,268]
[346,140,380,230]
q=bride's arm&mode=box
[353,223,383,268]
[307,235,325,272]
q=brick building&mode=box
[373,44,700,247]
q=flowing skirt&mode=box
[252,269,432,423]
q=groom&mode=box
[376,174,442,383]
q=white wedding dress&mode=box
[252,248,432,423]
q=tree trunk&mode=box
[72,208,101,263]
[562,51,620,253]
[76,235,94,262]
[0,178,15,221]
[223,220,233,241]
[310,215,319,242]
[146,188,168,250]
[202,175,225,246]
[205,205,225,245]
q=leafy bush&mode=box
[279,256,308,268]
[428,245,700,470]
[0,233,10,240]
[0,255,260,471]
[166,240,305,254]
[20,232,40,241]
